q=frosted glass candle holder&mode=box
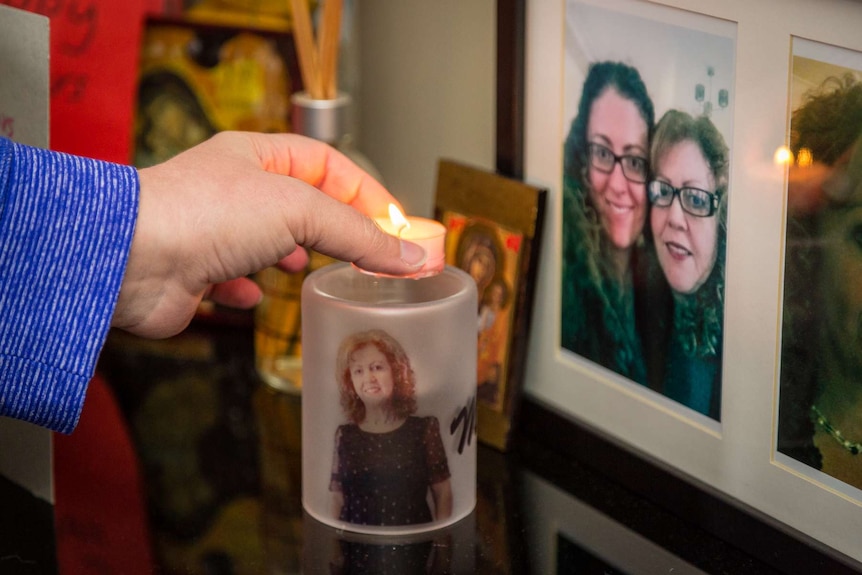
[301,262,478,535]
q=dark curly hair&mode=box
[335,329,418,425]
[564,61,655,190]
[790,74,862,166]
[560,61,655,383]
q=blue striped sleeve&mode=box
[0,137,139,433]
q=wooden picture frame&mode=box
[434,159,546,451]
[495,0,526,179]
[521,0,862,566]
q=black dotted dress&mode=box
[330,416,451,526]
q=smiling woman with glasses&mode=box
[560,61,655,385]
[645,109,730,420]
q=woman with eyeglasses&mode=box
[646,109,729,419]
[560,61,655,384]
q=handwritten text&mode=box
[449,394,477,455]
[2,0,99,103]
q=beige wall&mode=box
[355,0,497,217]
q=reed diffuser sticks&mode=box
[290,0,343,99]
[318,0,343,99]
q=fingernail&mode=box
[400,240,428,268]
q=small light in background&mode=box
[774,146,793,166]
[796,147,813,168]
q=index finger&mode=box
[252,132,402,217]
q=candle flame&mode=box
[388,203,411,236]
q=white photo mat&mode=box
[523,0,862,564]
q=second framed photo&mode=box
[777,37,862,498]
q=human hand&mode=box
[112,131,427,338]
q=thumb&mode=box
[284,184,428,275]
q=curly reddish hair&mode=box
[335,329,418,424]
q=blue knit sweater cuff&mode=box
[0,138,139,433]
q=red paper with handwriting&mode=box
[0,0,164,163]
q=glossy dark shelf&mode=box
[4,317,861,574]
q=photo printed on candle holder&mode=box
[330,328,453,528]
[301,263,478,535]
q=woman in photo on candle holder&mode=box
[645,109,729,420]
[779,74,862,489]
[560,61,655,384]
[330,329,453,526]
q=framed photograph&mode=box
[434,159,547,451]
[522,0,862,565]
[557,0,735,424]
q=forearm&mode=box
[0,138,138,433]
[431,479,453,521]
[331,490,344,519]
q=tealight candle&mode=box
[370,204,446,278]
